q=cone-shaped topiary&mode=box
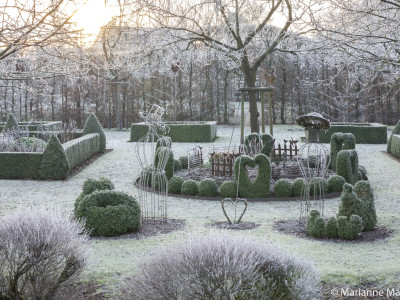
[181,179,199,196]
[234,154,271,198]
[292,178,306,197]
[326,217,338,238]
[337,215,363,240]
[354,180,377,231]
[198,178,218,197]
[306,210,326,238]
[220,181,237,198]
[169,176,184,194]
[336,149,359,185]
[327,175,346,193]
[274,179,292,197]
[330,132,356,171]
[83,113,106,152]
[39,134,69,180]
[2,113,19,132]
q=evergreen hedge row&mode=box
[0,152,42,179]
[130,121,217,142]
[63,133,100,169]
[0,121,62,132]
[319,123,387,144]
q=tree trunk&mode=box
[242,66,259,133]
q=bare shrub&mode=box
[122,232,320,300]
[61,120,77,143]
[0,206,89,300]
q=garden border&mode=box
[130,121,217,142]
[0,121,62,132]
[319,123,387,144]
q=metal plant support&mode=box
[296,113,331,223]
[135,104,171,221]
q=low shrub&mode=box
[0,206,88,300]
[337,215,363,240]
[198,178,218,197]
[326,217,338,238]
[307,210,326,239]
[309,177,327,196]
[179,156,188,169]
[327,175,346,193]
[122,233,320,300]
[292,178,306,197]
[75,190,141,237]
[274,179,293,197]
[220,180,237,198]
[181,179,199,196]
[354,180,377,231]
[173,159,182,171]
[168,176,184,194]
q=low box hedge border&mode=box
[130,121,217,142]
[0,121,62,132]
[319,123,387,144]
[0,133,101,179]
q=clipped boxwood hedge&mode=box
[63,133,100,169]
[130,121,217,142]
[0,121,62,132]
[75,190,141,237]
[0,152,42,179]
[388,134,400,158]
[319,123,387,144]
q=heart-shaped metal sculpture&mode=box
[221,198,248,224]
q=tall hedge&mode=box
[234,154,271,198]
[39,134,69,180]
[387,120,400,152]
[83,113,106,152]
[319,123,387,144]
[330,132,355,171]
[336,149,359,185]
[2,113,19,132]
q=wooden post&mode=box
[267,90,273,136]
[261,91,265,133]
[241,91,245,144]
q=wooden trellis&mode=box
[210,151,241,177]
[272,139,299,160]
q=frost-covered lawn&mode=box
[1,125,399,296]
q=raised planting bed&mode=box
[0,133,101,179]
[130,121,217,142]
[0,121,62,132]
[319,123,387,144]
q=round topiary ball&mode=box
[198,178,218,197]
[169,176,184,194]
[75,190,141,237]
[179,156,188,169]
[327,175,346,193]
[309,177,327,196]
[292,178,306,197]
[220,181,237,198]
[174,159,182,171]
[181,179,199,196]
[274,179,293,197]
